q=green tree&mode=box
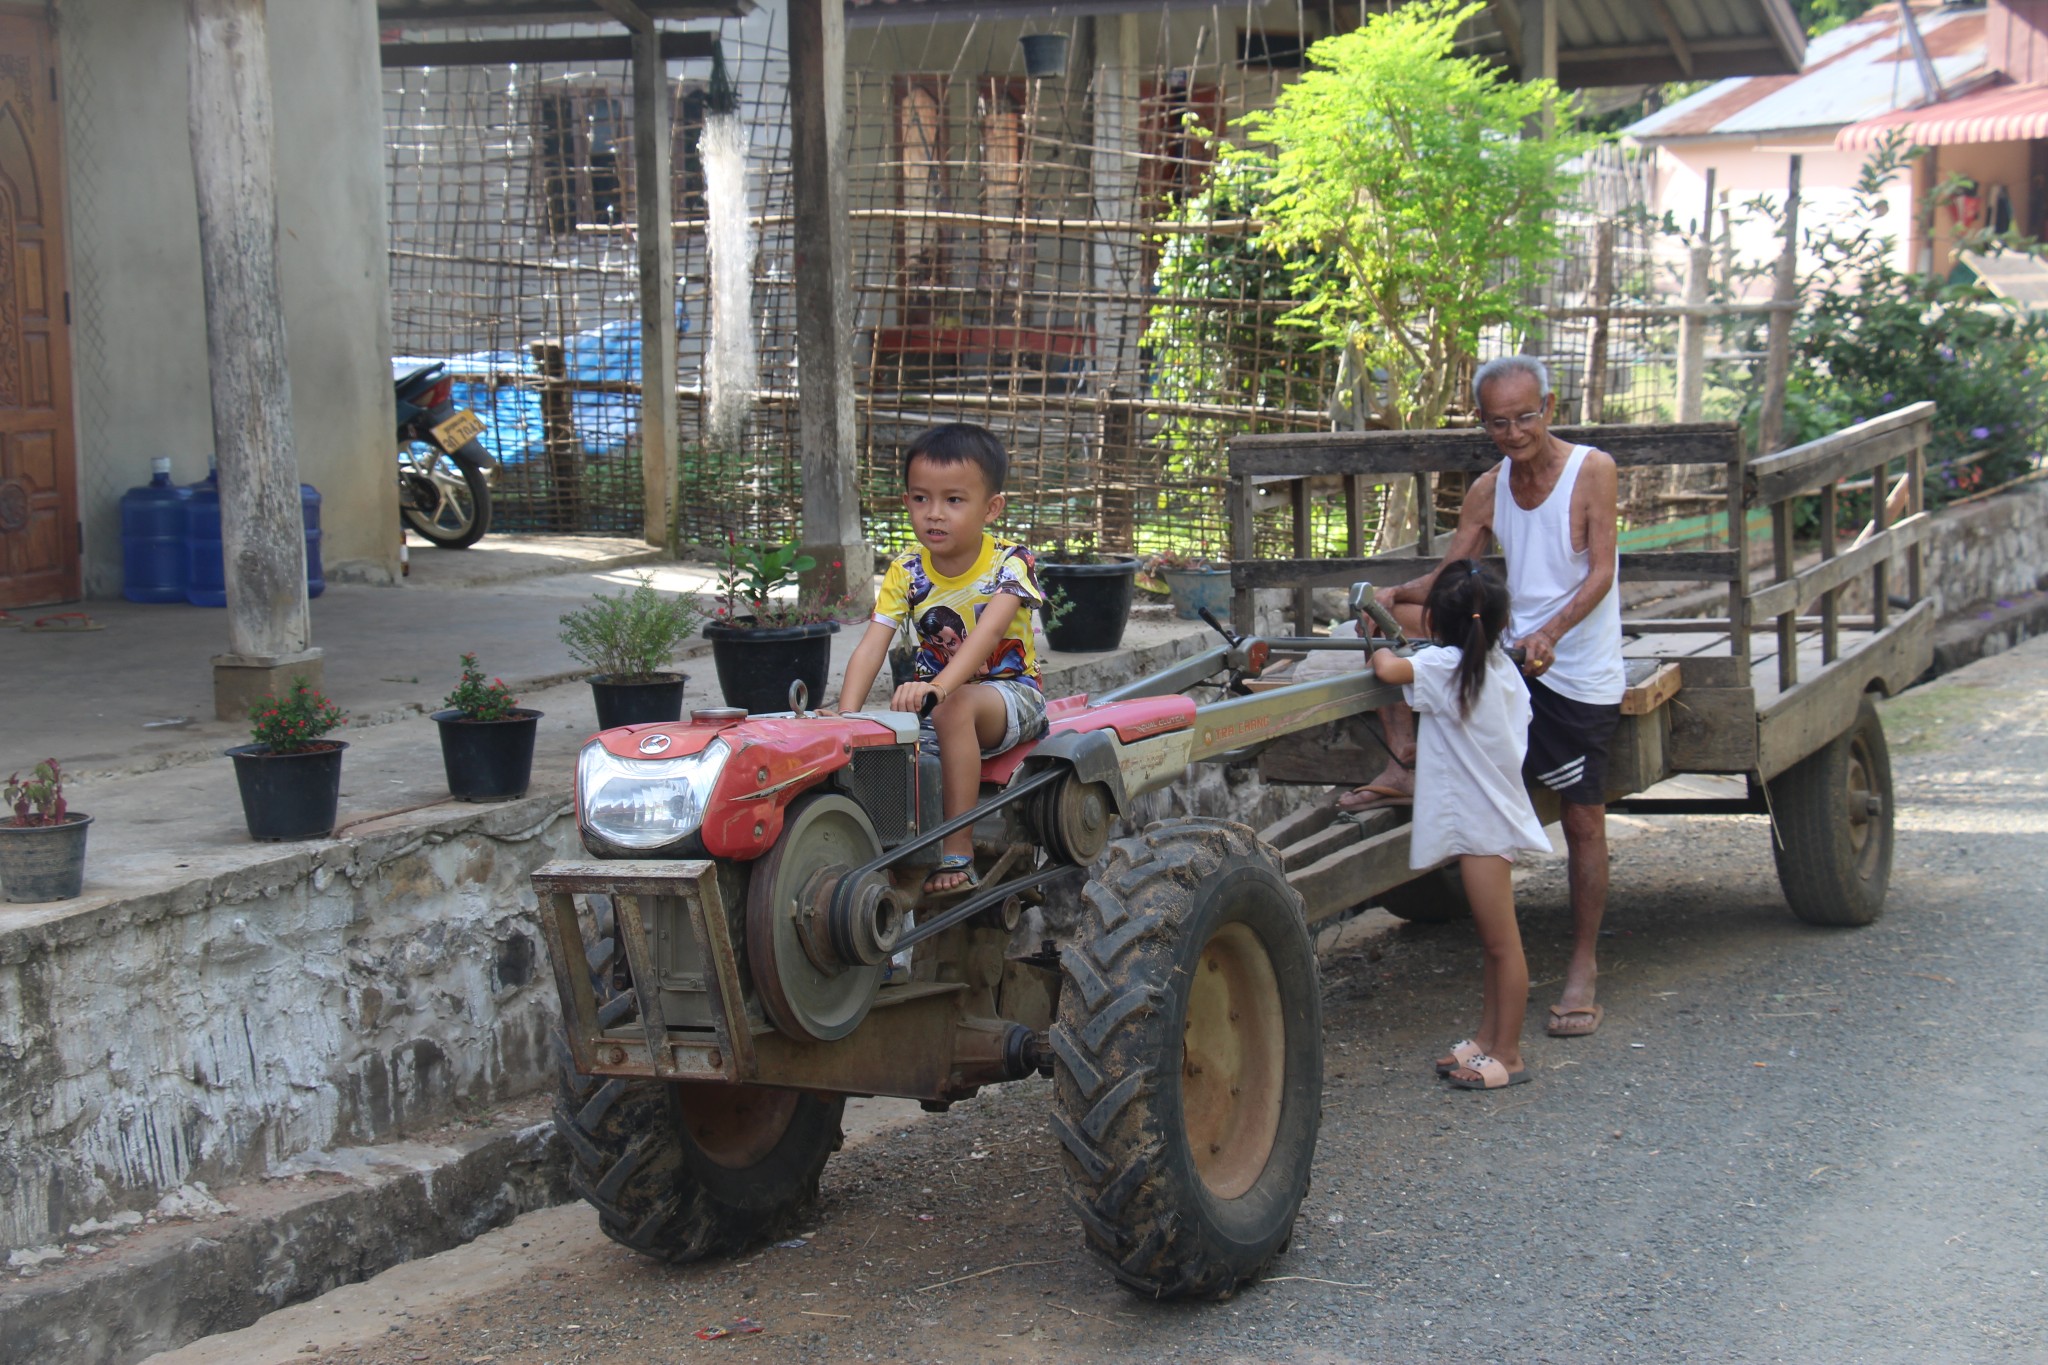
[1230,0,1601,430]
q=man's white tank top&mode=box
[1491,444,1625,706]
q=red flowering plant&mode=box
[247,678,348,754]
[711,533,853,628]
[443,653,519,721]
[5,759,69,827]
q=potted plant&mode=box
[559,574,702,729]
[1037,537,1137,652]
[701,536,845,715]
[227,679,348,842]
[432,654,543,802]
[0,760,91,902]
[1142,541,1233,622]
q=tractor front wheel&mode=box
[1051,818,1322,1299]
[553,895,843,1262]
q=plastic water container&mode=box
[120,458,191,603]
[184,471,326,605]
[186,469,226,607]
[302,482,324,600]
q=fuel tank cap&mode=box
[690,707,748,725]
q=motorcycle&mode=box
[395,360,496,549]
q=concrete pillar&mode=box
[787,0,873,611]
[187,0,319,719]
[632,22,678,548]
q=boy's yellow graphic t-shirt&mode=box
[872,534,1043,689]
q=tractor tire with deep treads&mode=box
[551,895,844,1262]
[1050,818,1322,1299]
[1768,694,1895,927]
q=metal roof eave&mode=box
[375,1,753,26]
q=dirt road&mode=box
[152,637,2048,1364]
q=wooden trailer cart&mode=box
[1227,403,1936,928]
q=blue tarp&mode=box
[394,307,684,465]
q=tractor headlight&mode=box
[578,738,729,851]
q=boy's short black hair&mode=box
[904,422,1008,494]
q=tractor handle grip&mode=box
[919,689,941,719]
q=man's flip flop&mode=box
[1435,1039,1484,1078]
[1446,1053,1530,1090]
[1337,783,1412,813]
[1546,1003,1603,1038]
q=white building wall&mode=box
[60,0,395,598]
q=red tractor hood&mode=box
[583,711,907,859]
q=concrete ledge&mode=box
[1928,588,2048,678]
[0,1107,568,1365]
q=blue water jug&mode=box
[185,472,326,605]
[302,483,324,600]
[120,458,192,603]
[186,468,226,608]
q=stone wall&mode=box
[0,799,575,1256]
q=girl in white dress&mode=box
[1370,560,1550,1090]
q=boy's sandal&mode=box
[1446,1053,1531,1090]
[1434,1039,1485,1078]
[923,855,980,898]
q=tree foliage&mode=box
[1229,0,1600,429]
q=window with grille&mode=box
[532,87,634,236]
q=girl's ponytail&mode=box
[1422,560,1512,717]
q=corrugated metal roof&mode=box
[1627,3,1987,141]
[376,1,749,25]
[1838,77,2048,147]
[846,0,1808,85]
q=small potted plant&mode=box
[1,760,91,902]
[1037,535,1137,652]
[1142,540,1232,622]
[227,679,348,842]
[701,536,845,715]
[559,574,703,729]
[432,654,544,802]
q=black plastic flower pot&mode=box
[1040,557,1137,653]
[0,814,92,903]
[703,619,840,714]
[227,742,346,842]
[433,708,543,802]
[588,674,687,730]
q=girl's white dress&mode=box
[1404,644,1552,868]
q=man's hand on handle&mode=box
[1519,628,1557,680]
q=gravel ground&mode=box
[155,637,2048,1364]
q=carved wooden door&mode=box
[0,11,74,609]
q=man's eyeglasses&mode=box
[1483,411,1546,435]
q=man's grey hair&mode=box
[1472,354,1552,409]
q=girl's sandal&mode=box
[1434,1039,1485,1078]
[923,855,980,899]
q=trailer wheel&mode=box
[552,896,843,1262]
[1768,695,1894,927]
[1373,866,1468,924]
[1051,818,1321,1300]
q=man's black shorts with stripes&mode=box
[1524,678,1621,807]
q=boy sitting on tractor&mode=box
[830,423,1051,895]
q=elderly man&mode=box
[1343,355,1623,1038]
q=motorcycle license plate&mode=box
[431,408,485,451]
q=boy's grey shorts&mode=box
[917,677,1050,759]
